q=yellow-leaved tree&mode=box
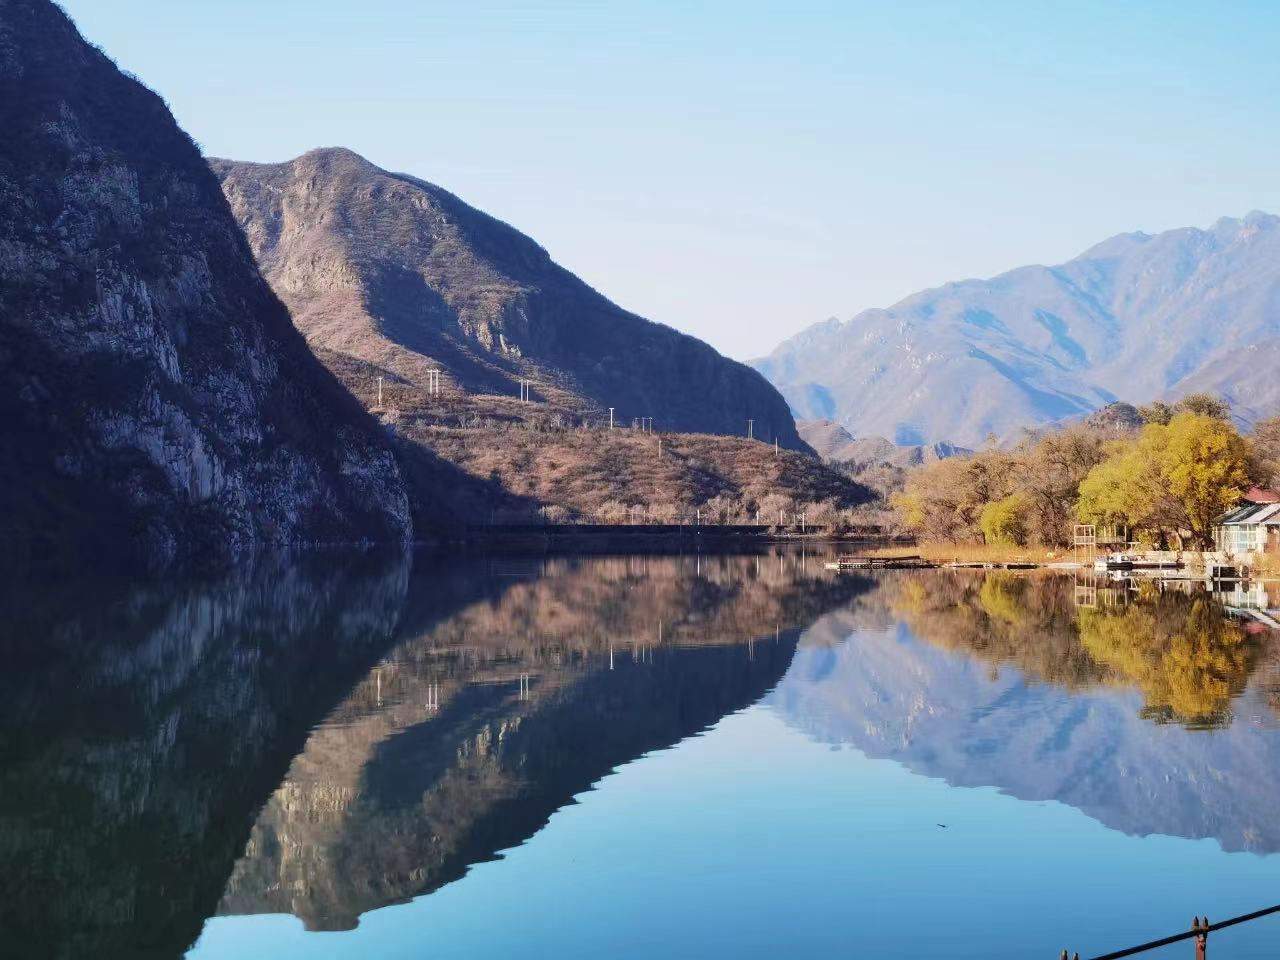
[1077,412,1253,548]
[1159,412,1252,546]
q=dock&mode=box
[944,560,1039,570]
[825,554,934,570]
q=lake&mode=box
[3,551,1280,959]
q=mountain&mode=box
[754,213,1280,446]
[210,148,804,449]
[0,1,410,572]
[797,419,969,466]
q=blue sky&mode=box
[59,1,1280,359]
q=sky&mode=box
[57,0,1280,360]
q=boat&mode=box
[1093,552,1183,572]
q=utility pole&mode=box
[608,407,615,430]
[658,436,663,459]
[376,376,383,409]
[747,419,754,441]
[774,438,779,458]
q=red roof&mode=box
[1244,487,1280,504]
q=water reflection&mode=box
[0,550,414,960]
[5,558,1280,958]
[880,573,1273,729]
[774,570,1280,853]
[0,551,867,956]
[216,554,869,931]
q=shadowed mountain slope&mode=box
[0,2,410,572]
[211,148,804,449]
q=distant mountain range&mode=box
[754,214,1280,446]
[212,149,804,449]
[797,419,969,467]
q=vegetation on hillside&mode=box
[892,394,1278,548]
[397,418,874,532]
[318,348,875,535]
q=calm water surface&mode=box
[4,552,1280,958]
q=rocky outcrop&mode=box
[0,1,411,573]
[211,148,805,449]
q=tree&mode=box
[980,493,1030,545]
[1077,438,1167,534]
[1137,401,1174,426]
[1016,425,1108,545]
[1253,415,1280,492]
[1077,413,1255,548]
[893,449,1018,542]
[1175,392,1231,421]
[1159,412,1252,546]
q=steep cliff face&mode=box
[0,1,411,572]
[211,148,805,449]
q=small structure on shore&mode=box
[1213,496,1280,557]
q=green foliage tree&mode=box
[1076,439,1165,533]
[980,493,1030,545]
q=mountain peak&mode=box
[213,152,806,447]
[756,212,1280,446]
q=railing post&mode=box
[1193,917,1208,960]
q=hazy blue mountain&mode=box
[755,213,1280,445]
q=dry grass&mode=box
[394,418,874,528]
[1252,553,1280,581]
[865,542,1074,564]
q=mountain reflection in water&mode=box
[2,559,1279,959]
[0,551,864,957]
[215,554,863,932]
[772,571,1280,853]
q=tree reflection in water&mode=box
[882,572,1274,729]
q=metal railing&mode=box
[1061,903,1280,959]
